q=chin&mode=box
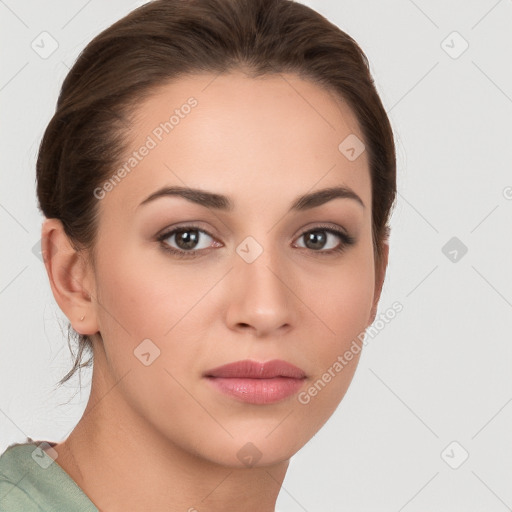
[190,427,309,469]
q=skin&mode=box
[42,70,388,512]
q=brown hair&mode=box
[36,0,396,386]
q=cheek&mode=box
[307,248,376,347]
[94,240,208,337]
[312,268,373,328]
[297,250,375,414]
[91,242,227,389]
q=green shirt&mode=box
[0,440,98,511]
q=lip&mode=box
[205,359,306,379]
[204,359,307,405]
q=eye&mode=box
[293,225,355,255]
[157,225,220,258]
[156,223,355,259]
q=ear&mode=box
[41,218,99,336]
[368,241,389,325]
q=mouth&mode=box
[203,359,307,405]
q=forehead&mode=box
[98,71,371,217]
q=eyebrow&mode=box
[138,185,365,211]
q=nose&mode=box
[225,246,296,337]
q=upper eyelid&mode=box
[157,224,215,240]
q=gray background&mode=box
[1,0,511,510]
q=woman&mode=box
[0,0,396,509]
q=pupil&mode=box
[306,231,326,250]
[177,229,199,249]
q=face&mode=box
[86,71,380,467]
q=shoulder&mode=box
[0,481,44,511]
[0,441,48,511]
[0,439,98,511]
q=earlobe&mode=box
[368,241,389,325]
[41,218,98,336]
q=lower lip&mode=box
[205,376,305,404]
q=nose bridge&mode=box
[226,233,295,334]
[238,234,289,301]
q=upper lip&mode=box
[204,359,306,379]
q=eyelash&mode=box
[156,223,356,259]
